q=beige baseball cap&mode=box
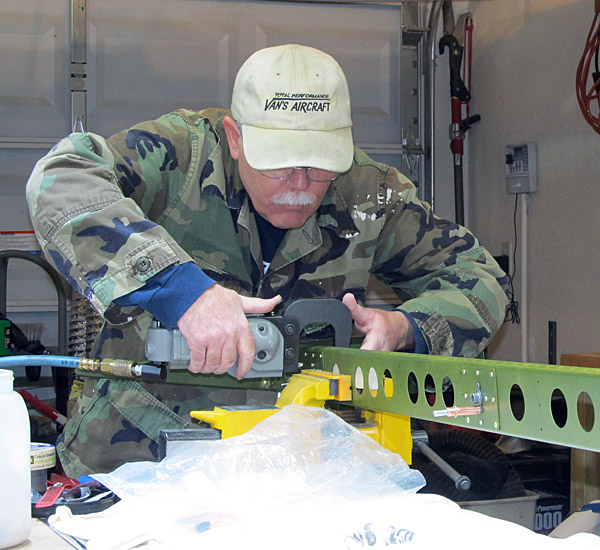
[231,44,354,173]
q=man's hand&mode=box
[177,286,281,379]
[342,293,415,351]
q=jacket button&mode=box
[135,256,152,273]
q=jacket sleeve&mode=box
[372,168,509,358]
[25,113,199,323]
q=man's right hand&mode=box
[177,285,281,379]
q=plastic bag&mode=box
[93,405,424,534]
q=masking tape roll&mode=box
[30,442,56,471]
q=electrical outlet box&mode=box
[505,142,537,194]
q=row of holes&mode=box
[510,384,595,432]
[334,365,456,406]
[333,364,595,433]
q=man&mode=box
[27,44,508,476]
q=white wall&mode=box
[442,0,600,363]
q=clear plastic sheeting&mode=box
[96,403,425,510]
[46,405,600,550]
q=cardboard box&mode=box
[459,490,539,530]
[534,491,570,534]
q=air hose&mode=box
[0,355,165,381]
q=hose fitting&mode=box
[78,358,165,381]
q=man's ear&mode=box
[223,116,241,160]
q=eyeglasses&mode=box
[259,167,339,183]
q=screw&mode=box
[257,350,267,360]
[285,324,295,335]
[285,348,296,359]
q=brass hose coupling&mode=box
[78,358,166,381]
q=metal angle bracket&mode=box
[298,345,600,453]
[302,346,500,430]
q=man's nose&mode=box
[287,168,310,189]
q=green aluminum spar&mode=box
[299,345,600,453]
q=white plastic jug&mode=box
[0,369,31,549]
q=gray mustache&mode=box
[272,191,317,206]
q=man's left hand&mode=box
[342,293,415,351]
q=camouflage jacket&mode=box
[27,108,508,359]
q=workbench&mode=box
[11,520,73,550]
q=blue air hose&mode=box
[0,355,80,369]
[0,355,165,380]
